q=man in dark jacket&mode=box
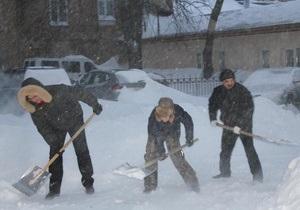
[18,77,103,199]
[144,97,200,193]
[208,69,263,182]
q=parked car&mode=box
[279,69,300,111]
[75,70,123,101]
[114,69,147,90]
[0,66,71,115]
[24,55,98,83]
[282,82,300,110]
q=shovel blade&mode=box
[113,163,155,180]
[12,165,50,196]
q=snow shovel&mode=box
[12,113,96,196]
[216,123,298,146]
[113,138,199,180]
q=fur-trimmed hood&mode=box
[18,77,52,113]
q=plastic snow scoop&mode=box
[216,123,298,146]
[12,113,96,196]
[113,138,199,180]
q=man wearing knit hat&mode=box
[143,97,200,193]
[18,77,103,199]
[209,69,263,182]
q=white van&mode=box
[23,55,98,83]
[24,57,62,68]
[60,55,98,82]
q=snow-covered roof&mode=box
[218,0,300,31]
[143,0,300,38]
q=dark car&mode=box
[75,70,123,101]
[280,70,300,111]
[282,83,300,110]
[0,68,27,115]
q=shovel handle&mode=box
[141,138,199,169]
[216,122,263,140]
[40,113,97,172]
[215,122,298,145]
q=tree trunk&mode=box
[116,0,144,69]
[203,0,224,79]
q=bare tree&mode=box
[145,0,224,78]
[115,0,144,69]
[115,0,174,69]
[172,0,211,33]
[203,0,224,79]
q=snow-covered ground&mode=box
[1,68,300,210]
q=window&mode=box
[62,61,80,73]
[50,0,68,26]
[94,73,109,84]
[0,1,3,31]
[286,49,295,67]
[296,48,300,67]
[84,62,97,73]
[98,0,115,22]
[29,61,36,67]
[196,53,203,69]
[219,51,225,71]
[24,61,30,67]
[41,60,60,68]
[262,50,270,68]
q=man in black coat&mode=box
[144,97,200,193]
[208,69,263,182]
[18,77,103,199]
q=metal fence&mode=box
[157,77,221,96]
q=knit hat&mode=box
[155,97,175,123]
[219,69,235,82]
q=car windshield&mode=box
[80,72,111,85]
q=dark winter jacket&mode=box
[209,82,254,130]
[148,104,193,154]
[18,78,99,144]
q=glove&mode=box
[93,103,103,115]
[233,126,241,134]
[210,120,218,127]
[186,139,194,147]
[158,152,168,161]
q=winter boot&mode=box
[85,186,95,195]
[45,181,61,200]
[190,183,200,193]
[253,171,263,183]
[212,173,231,179]
[45,190,60,200]
[143,183,157,194]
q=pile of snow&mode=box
[115,69,147,83]
[275,157,300,209]
[97,56,125,70]
[243,68,300,103]
[25,68,71,85]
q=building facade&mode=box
[142,1,300,72]
[0,0,123,68]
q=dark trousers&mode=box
[48,119,94,192]
[219,129,263,179]
[144,136,199,192]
